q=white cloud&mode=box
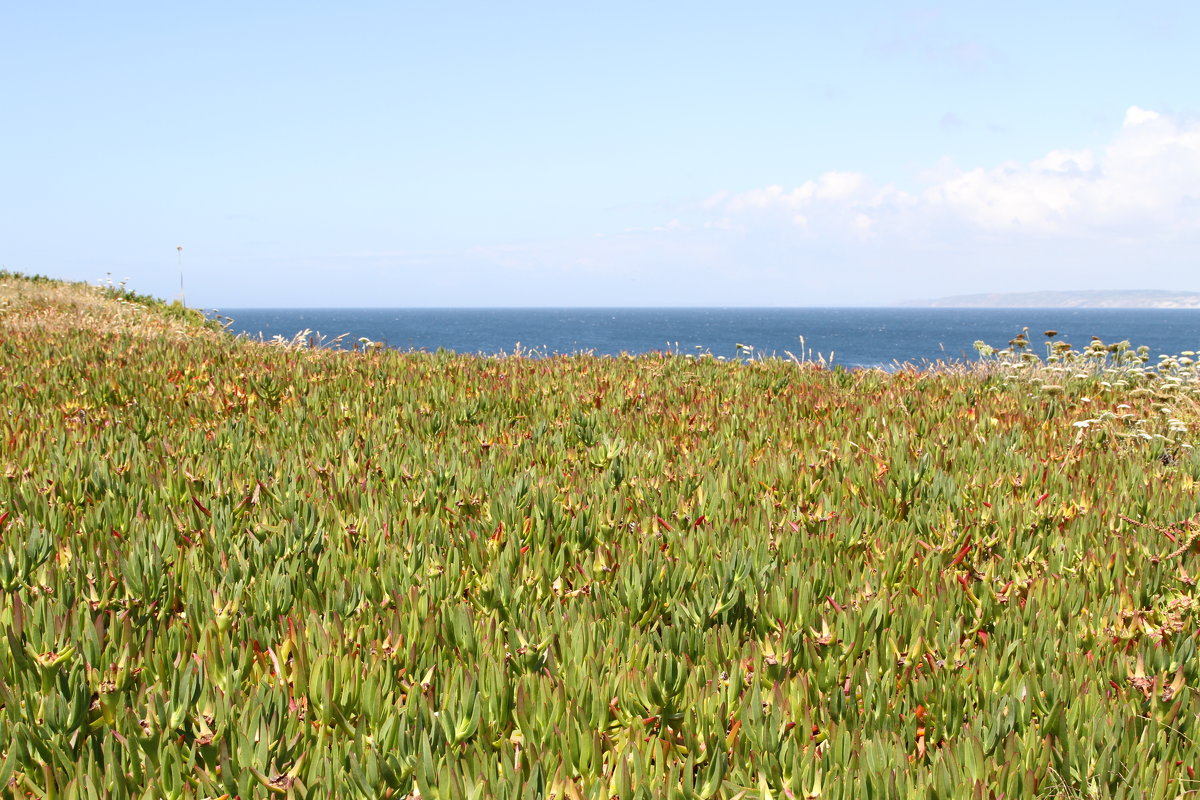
[712,106,1200,241]
[1124,106,1160,126]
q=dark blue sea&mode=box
[218,308,1200,369]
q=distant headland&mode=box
[905,290,1200,309]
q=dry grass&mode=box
[0,274,218,340]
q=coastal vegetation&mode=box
[1,273,1199,797]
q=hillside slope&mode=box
[0,270,221,338]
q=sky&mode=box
[2,2,1199,308]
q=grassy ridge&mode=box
[0,270,221,339]
[1,275,1199,797]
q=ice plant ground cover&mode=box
[1,274,1199,798]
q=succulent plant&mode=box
[1,285,1199,796]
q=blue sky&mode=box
[3,2,1199,307]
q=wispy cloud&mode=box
[939,112,966,131]
[872,9,1002,74]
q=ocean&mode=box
[218,307,1200,369]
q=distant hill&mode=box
[906,290,1200,309]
